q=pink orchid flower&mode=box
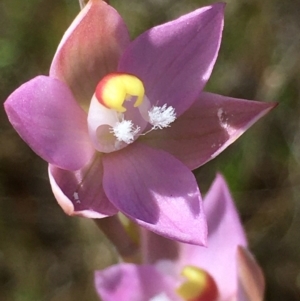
[4,0,275,245]
[94,175,265,301]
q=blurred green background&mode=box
[1,0,300,300]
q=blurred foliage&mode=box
[1,0,300,300]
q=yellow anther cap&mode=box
[95,73,145,113]
[176,266,219,301]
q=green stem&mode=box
[94,216,139,262]
[78,0,87,10]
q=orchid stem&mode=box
[78,0,87,10]
[79,0,110,9]
[141,229,179,264]
[94,216,139,262]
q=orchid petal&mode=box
[141,92,276,170]
[4,76,94,171]
[237,246,265,301]
[118,3,224,115]
[48,155,118,218]
[50,0,130,109]
[94,264,179,301]
[102,143,207,245]
[179,174,247,300]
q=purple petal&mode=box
[4,76,94,171]
[237,246,265,301]
[50,0,130,108]
[102,143,207,245]
[141,92,277,170]
[48,155,118,218]
[118,3,224,115]
[179,174,247,300]
[94,264,179,301]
